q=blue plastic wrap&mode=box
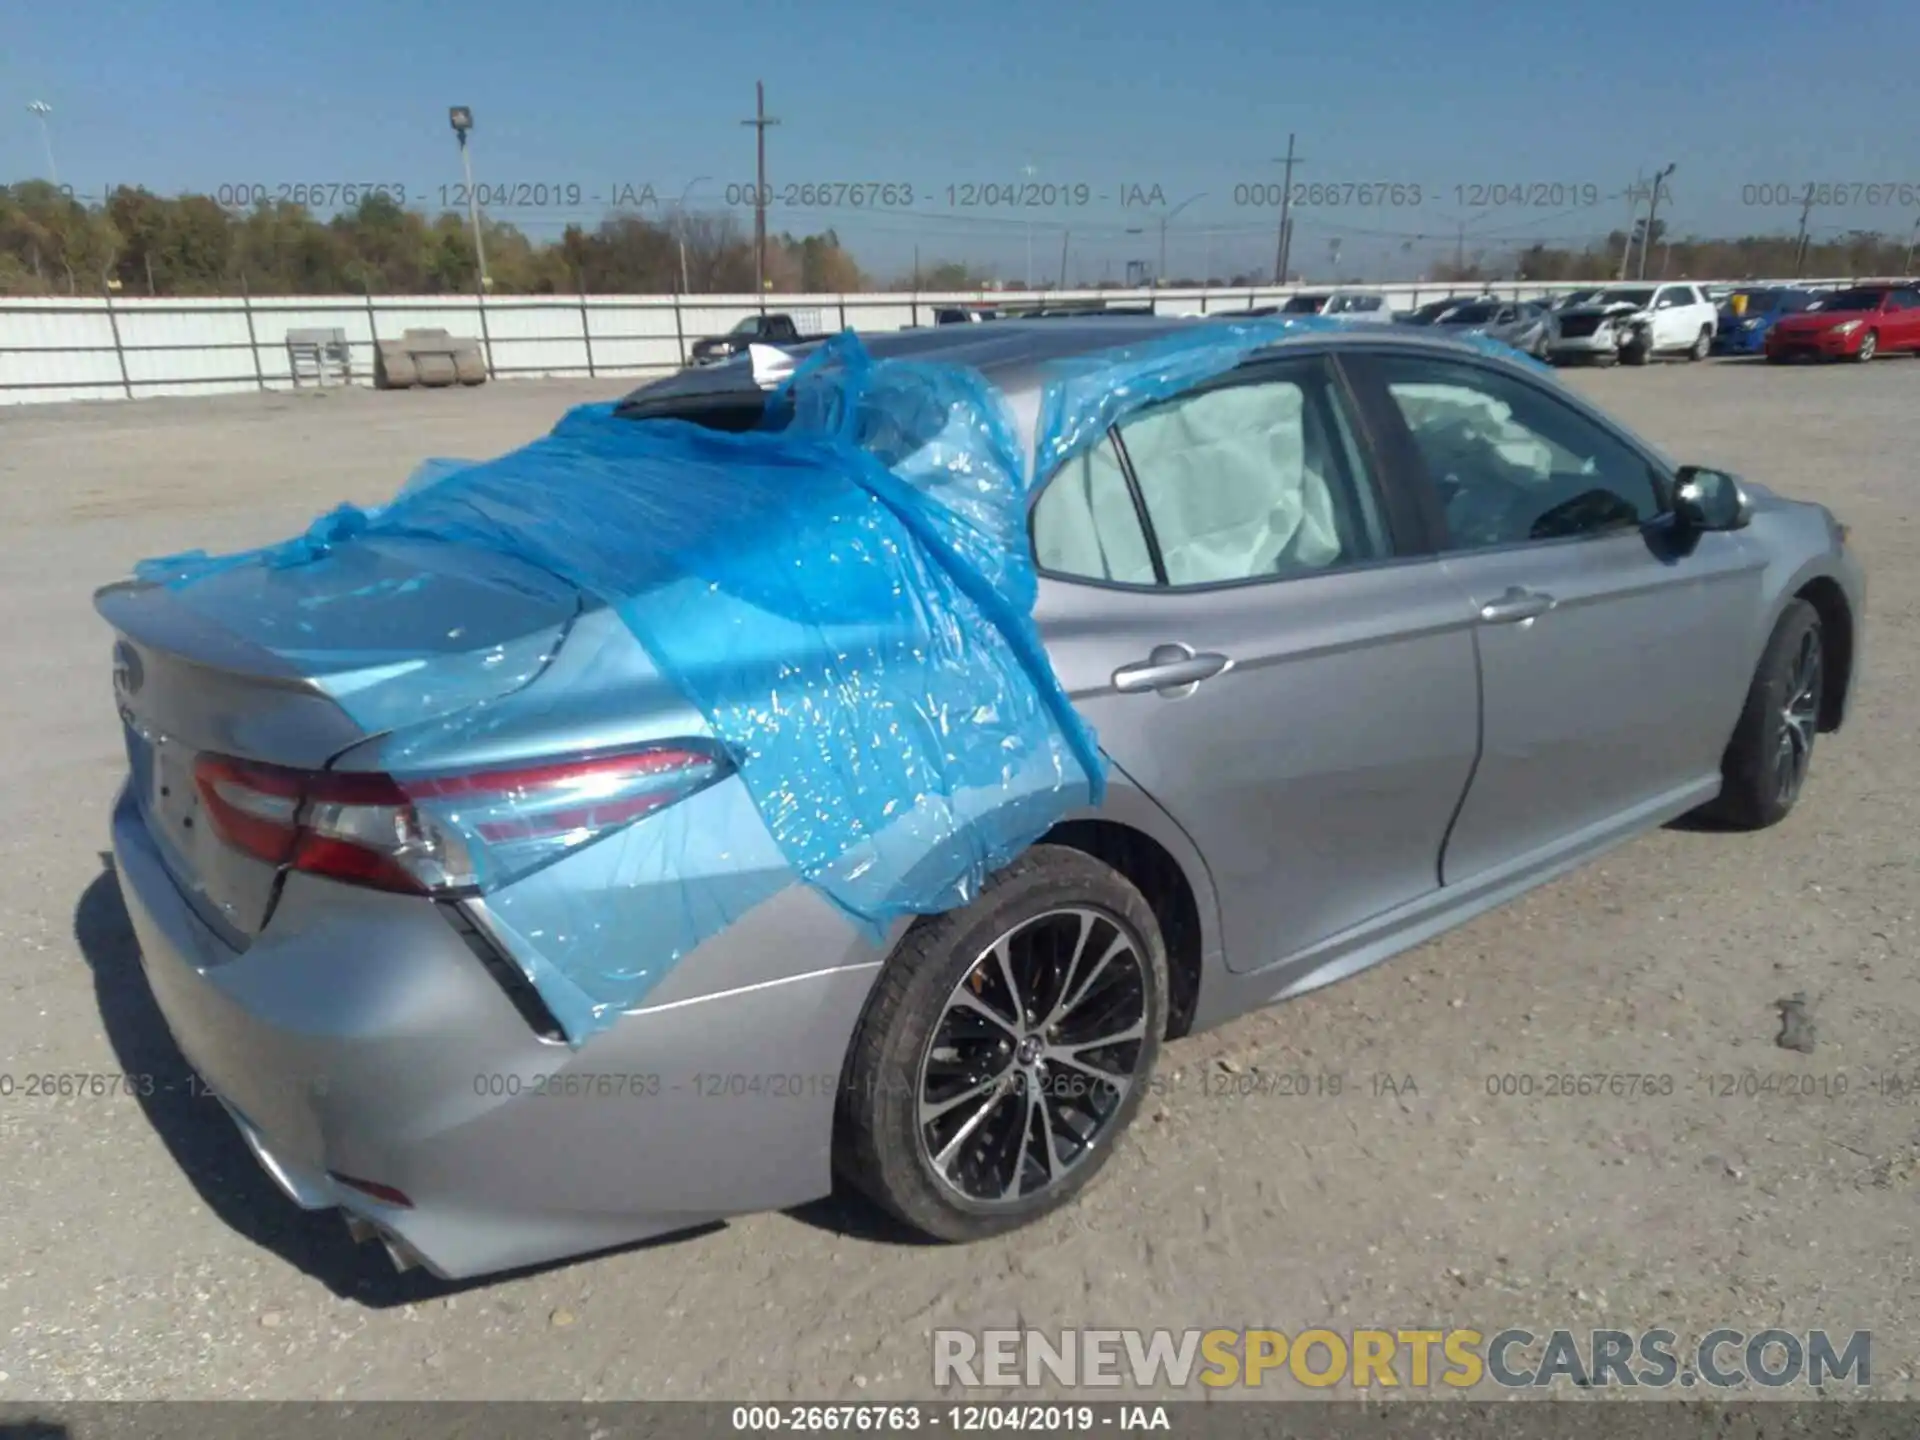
[138,333,1100,1041]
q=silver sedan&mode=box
[99,320,1863,1278]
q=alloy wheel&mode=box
[1774,628,1822,806]
[917,908,1149,1205]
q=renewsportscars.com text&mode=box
[933,1327,1870,1390]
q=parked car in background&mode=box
[1712,287,1816,355]
[99,317,1862,1280]
[689,311,821,366]
[1431,299,1557,359]
[1764,285,1920,363]
[1403,296,1477,324]
[1322,291,1395,322]
[1543,288,1601,312]
[1548,283,1716,366]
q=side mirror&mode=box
[1673,465,1752,532]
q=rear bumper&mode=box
[110,783,882,1279]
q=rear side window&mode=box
[1114,364,1389,587]
[1031,435,1156,585]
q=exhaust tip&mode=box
[342,1213,379,1246]
[380,1227,428,1274]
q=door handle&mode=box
[1112,643,1232,696]
[1478,586,1557,624]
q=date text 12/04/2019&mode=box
[729,1405,1172,1431]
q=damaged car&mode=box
[1429,299,1557,360]
[1548,282,1717,365]
[99,318,1862,1280]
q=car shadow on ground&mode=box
[72,855,744,1305]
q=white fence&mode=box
[0,278,1889,407]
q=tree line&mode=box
[3,180,1912,295]
[0,181,944,296]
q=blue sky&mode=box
[6,0,1916,282]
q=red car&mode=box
[1764,285,1920,362]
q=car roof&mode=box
[618,318,1558,455]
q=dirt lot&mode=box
[0,359,1915,1402]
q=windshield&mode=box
[1812,290,1885,313]
[1596,288,1655,307]
[1440,302,1499,325]
[728,317,763,335]
[1726,289,1782,312]
[1281,295,1329,313]
[1558,290,1598,308]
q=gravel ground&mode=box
[0,359,1915,1404]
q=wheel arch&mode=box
[1795,575,1854,731]
[1040,818,1206,1039]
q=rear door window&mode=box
[1114,359,1390,587]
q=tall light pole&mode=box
[1156,192,1206,283]
[1905,216,1919,278]
[740,82,780,301]
[27,101,58,188]
[448,107,490,290]
[675,176,710,294]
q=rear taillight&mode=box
[193,744,726,895]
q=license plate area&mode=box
[121,717,276,950]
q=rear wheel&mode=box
[836,846,1167,1241]
[1696,600,1824,830]
[1854,330,1878,362]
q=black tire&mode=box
[836,845,1168,1242]
[1619,335,1651,366]
[1853,329,1878,363]
[1765,351,1790,365]
[1688,327,1711,361]
[1696,600,1824,830]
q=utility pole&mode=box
[1617,172,1645,280]
[1637,163,1675,281]
[1058,229,1070,290]
[1022,163,1038,290]
[740,81,780,304]
[1272,134,1303,284]
[1791,183,1816,278]
[1904,217,1919,278]
[27,101,58,188]
[1454,220,1466,278]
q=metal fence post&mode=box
[910,291,919,328]
[102,283,134,399]
[476,279,496,380]
[579,281,597,378]
[673,292,687,369]
[837,293,848,333]
[362,283,379,387]
[240,274,266,391]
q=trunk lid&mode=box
[99,537,581,945]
